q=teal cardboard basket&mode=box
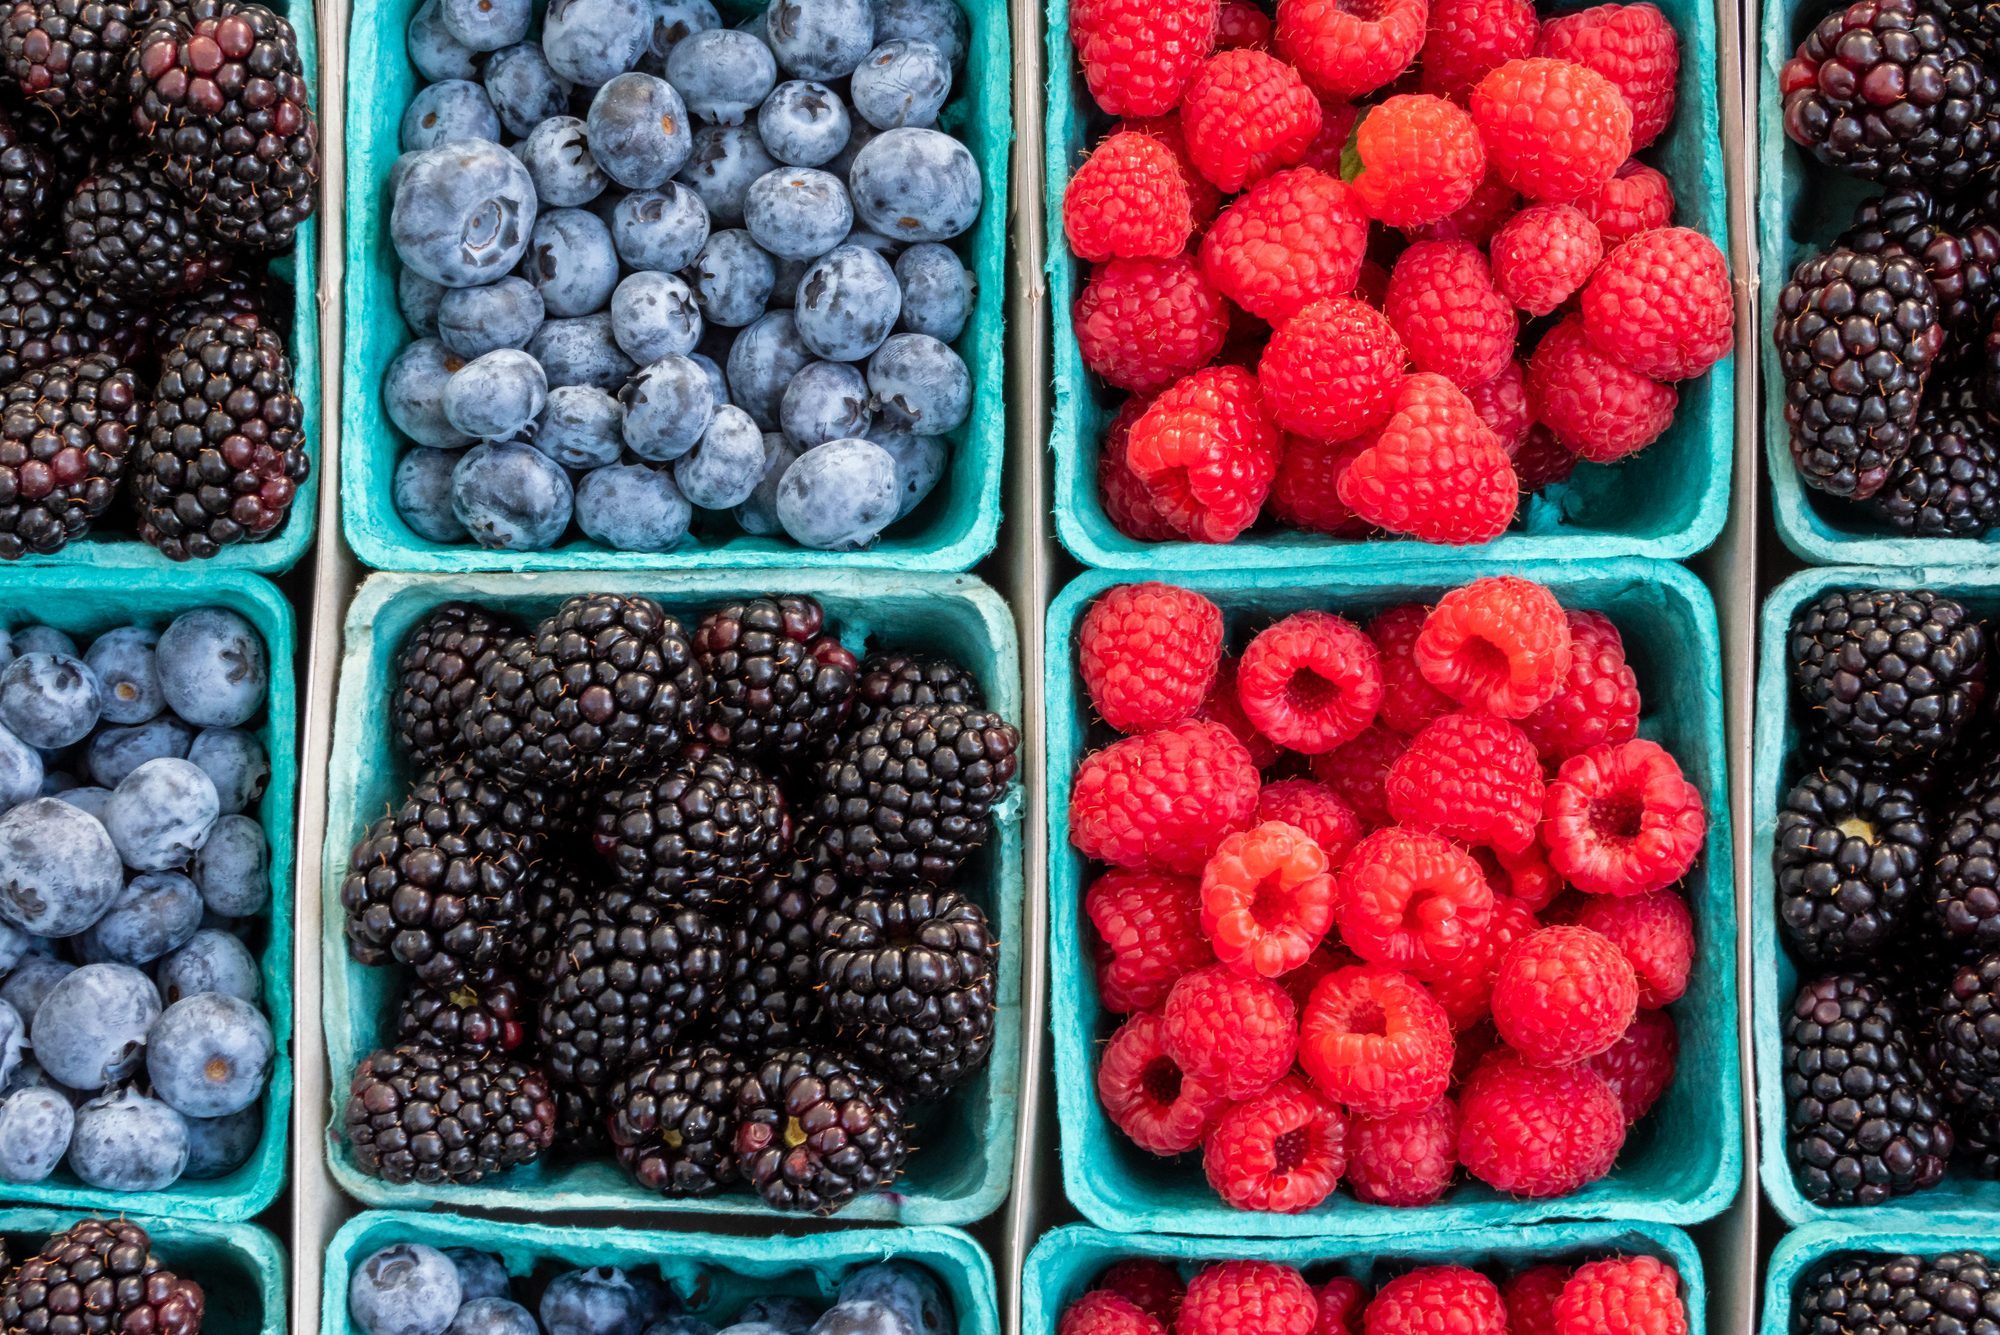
[1759,1221,2000,1335]
[0,1210,284,1335]
[1042,0,1733,570]
[323,1213,996,1335]
[1045,561,1740,1236]
[321,571,1022,1222]
[340,0,1010,574]
[1025,1223,1706,1335]
[0,571,293,1221]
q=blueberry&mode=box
[0,956,70,1028]
[0,652,98,751]
[649,1318,717,1335]
[848,127,979,241]
[392,140,539,288]
[838,1264,950,1335]
[691,229,777,328]
[529,314,638,389]
[736,1298,823,1334]
[83,628,161,729]
[766,0,875,79]
[781,360,873,446]
[192,814,270,917]
[866,332,968,432]
[146,992,273,1118]
[157,928,262,1007]
[53,783,108,820]
[666,28,777,125]
[103,757,219,871]
[839,226,900,265]
[519,115,611,207]
[810,1302,915,1335]
[825,116,876,179]
[679,124,778,226]
[0,725,38,814]
[542,0,651,86]
[575,462,693,551]
[691,347,731,402]
[674,405,766,507]
[0,998,24,1089]
[438,277,545,358]
[757,80,849,166]
[612,272,703,364]
[849,39,950,129]
[33,962,159,1089]
[777,437,898,547]
[182,1102,262,1179]
[486,43,575,136]
[893,243,971,340]
[716,1323,791,1335]
[588,73,693,187]
[408,0,481,80]
[743,167,852,261]
[453,1299,541,1335]
[0,920,35,974]
[84,717,190,789]
[79,871,203,966]
[12,627,74,657]
[69,1086,187,1190]
[395,448,471,543]
[869,0,965,67]
[400,270,446,336]
[442,347,550,443]
[439,0,530,51]
[184,731,267,825]
[639,0,721,68]
[795,243,899,360]
[532,384,624,469]
[351,1244,464,1335]
[0,1085,73,1183]
[0,797,121,937]
[158,608,265,729]
[401,79,503,150]
[452,440,576,549]
[526,207,622,317]
[541,1267,664,1335]
[387,339,474,449]
[610,183,710,270]
[37,769,75,796]
[871,429,946,517]
[446,1249,514,1302]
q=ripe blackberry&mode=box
[1866,403,2000,535]
[0,1218,201,1335]
[1775,764,1929,962]
[818,887,998,1101]
[1783,972,1953,1206]
[813,703,1020,887]
[1777,246,1947,500]
[1791,1253,1928,1335]
[1938,952,2000,1110]
[1955,1108,2000,1174]
[133,312,308,560]
[1,0,167,117]
[518,858,585,987]
[607,1043,744,1196]
[715,845,847,1049]
[461,592,708,787]
[391,603,524,769]
[0,105,52,237]
[848,652,984,734]
[593,743,794,906]
[61,160,233,298]
[103,1269,204,1335]
[343,1042,557,1186]
[162,269,293,340]
[0,350,141,559]
[1846,187,2000,340]
[395,975,530,1056]
[0,244,148,387]
[1789,587,1988,763]
[694,595,859,759]
[1931,761,2000,948]
[733,1045,908,1213]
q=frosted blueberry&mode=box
[444,349,549,440]
[588,73,693,187]
[612,272,704,364]
[674,405,767,507]
[386,339,474,449]
[534,385,626,469]
[678,124,777,226]
[737,1298,823,1335]
[0,725,37,813]
[796,244,900,360]
[400,270,446,336]
[894,243,971,341]
[650,1318,718,1335]
[810,1303,914,1335]
[757,80,849,166]
[78,871,203,966]
[691,229,777,328]
[743,167,852,261]
[849,39,950,129]
[187,729,269,817]
[667,28,777,125]
[391,140,538,288]
[825,116,876,179]
[396,448,471,543]
[452,441,576,550]
[690,350,730,404]
[158,929,263,1006]
[408,0,480,80]
[147,992,274,1117]
[69,1087,187,1191]
[849,127,980,241]
[575,464,694,551]
[0,653,99,750]
[735,433,802,535]
[869,0,965,66]
[766,0,875,79]
[182,1103,262,1179]
[781,360,873,447]
[103,757,220,871]
[446,1249,514,1302]
[541,1267,664,1335]
[521,116,612,207]
[486,43,574,137]
[620,355,715,460]
[777,438,898,547]
[86,717,194,789]
[158,609,265,728]
[85,627,163,726]
[867,333,969,433]
[542,0,651,86]
[638,0,720,68]
[439,0,531,51]
[726,311,813,430]
[401,80,502,151]
[529,315,638,390]
[32,962,160,1089]
[453,1299,541,1335]
[11,627,74,657]
[0,1085,73,1182]
[352,1244,464,1335]
[525,208,622,317]
[0,957,71,1025]
[838,1263,951,1335]
[870,430,947,518]
[438,277,545,358]
[0,797,120,936]
[52,783,108,819]
[193,814,270,917]
[610,184,710,271]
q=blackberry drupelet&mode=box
[0,244,148,387]
[818,886,998,1101]
[1938,952,2000,1110]
[0,105,52,239]
[1783,972,1953,1206]
[61,160,232,298]
[1866,403,2000,535]
[848,652,984,734]
[0,350,141,559]
[1,0,167,117]
[733,1045,908,1213]
[391,602,524,768]
[108,1270,204,1335]
[1791,1252,1927,1335]
[694,594,859,759]
[1844,187,2000,339]
[716,844,847,1049]
[1789,587,1988,763]
[593,743,794,906]
[607,1044,745,1196]
[1775,764,1929,962]
[395,975,530,1056]
[1931,760,2000,948]
[0,1218,202,1335]
[161,269,293,340]
[518,858,586,987]
[343,1042,557,1186]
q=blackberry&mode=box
[343,1042,557,1186]
[814,703,1020,887]
[1844,187,2000,339]
[1938,951,2000,1109]
[1791,1252,1927,1335]
[818,887,998,1100]
[849,652,984,733]
[0,350,141,558]
[1931,760,2000,947]
[1783,972,1953,1206]
[1,0,167,117]
[592,743,794,906]
[395,974,530,1056]
[607,1043,744,1196]
[693,595,859,759]
[0,1218,201,1335]
[133,312,309,561]
[1866,403,2000,535]
[1789,587,1988,763]
[0,105,52,239]
[716,844,847,1049]
[391,602,524,768]
[1775,764,1929,962]
[161,269,293,340]
[518,858,585,987]
[0,244,148,387]
[733,1045,908,1213]
[461,592,708,787]
[1957,1107,2000,1173]
[61,160,233,299]
[1776,245,1946,500]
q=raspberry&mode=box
[1338,373,1518,545]
[1097,1010,1229,1154]
[1577,160,1675,244]
[1081,582,1225,733]
[1370,605,1455,736]
[1077,257,1231,395]
[1065,133,1196,264]
[1571,890,1691,1008]
[1119,116,1224,224]
[1299,962,1454,1116]
[1201,168,1370,322]
[1543,738,1704,896]
[1350,95,1487,228]
[1096,1261,1185,1325]
[1536,4,1681,150]
[1301,98,1363,173]
[1579,227,1734,381]
[1259,778,1364,865]
[1334,827,1495,968]
[1310,723,1407,827]
[1490,924,1639,1065]
[1071,0,1219,116]
[1062,1291,1166,1335]
[1317,1280,1367,1335]
[1202,1074,1348,1212]
[1258,297,1407,441]
[1504,1266,1572,1335]
[1161,964,1299,1099]
[1382,242,1517,389]
[1589,1005,1678,1122]
[1236,611,1383,755]
[1181,1263,1317,1335]
[1099,397,1182,542]
[1269,433,1373,536]
[1526,316,1678,462]
[1217,0,1276,47]
[1276,0,1427,98]
[1491,204,1605,315]
[1457,1047,1626,1195]
[1474,839,1564,911]
[1420,0,1539,101]
[1202,821,1337,977]
[1467,360,1532,455]
[1471,58,1634,202]
[1517,610,1641,761]
[1345,1095,1459,1206]
[1552,1256,1688,1335]
[1181,50,1324,191]
[1411,169,1519,244]
[1070,719,1263,874]
[1511,424,1581,491]
[1362,1267,1506,1335]
[1415,892,1540,1028]
[1086,867,1216,1012]
[1416,575,1574,718]
[1387,713,1546,854]
[1126,367,1284,542]
[1199,657,1283,770]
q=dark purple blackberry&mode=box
[1,0,167,117]
[1775,764,1929,963]
[1931,760,2000,948]
[715,844,847,1050]
[61,160,233,298]
[391,603,524,769]
[1865,403,2000,535]
[1790,1252,1927,1335]
[848,652,984,734]
[732,1046,908,1213]
[607,1044,744,1196]
[592,743,794,906]
[161,269,293,340]
[692,594,859,759]
[1789,587,1988,763]
[0,350,141,559]
[395,975,530,1057]
[0,104,52,239]
[343,1042,556,1186]
[0,1218,201,1335]
[1938,951,2000,1110]
[1955,1108,2000,1173]
[1844,187,2000,339]
[517,859,585,988]
[0,244,149,388]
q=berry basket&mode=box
[1759,1221,2000,1335]
[0,1209,283,1335]
[1042,0,1733,570]
[1045,559,1738,1236]
[319,570,1022,1222]
[0,571,294,1222]
[339,0,1010,574]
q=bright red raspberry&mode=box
[1126,367,1284,542]
[1518,610,1641,761]
[1471,58,1633,203]
[1275,0,1427,98]
[1417,576,1574,718]
[1345,1095,1459,1206]
[1182,1263,1318,1335]
[1504,1266,1572,1335]
[1590,1006,1678,1122]
[1338,373,1517,545]
[1300,962,1454,1116]
[1216,0,1276,47]
[1087,867,1216,1012]
[1387,714,1547,854]
[1202,820,1336,977]
[1099,397,1181,542]
[1237,611,1383,755]
[1527,315,1677,462]
[1384,242,1516,390]
[1182,50,1324,191]
[1580,227,1734,381]
[1536,4,1681,150]
[1198,657,1283,770]
[1270,433,1373,537]
[1351,95,1487,229]
[1077,258,1231,396]
[1310,723,1407,827]
[1466,360,1532,455]
[1410,169,1518,244]
[1259,778,1364,864]
[1363,1267,1506,1335]
[1300,98,1363,173]
[1203,1074,1349,1212]
[1081,582,1225,733]
[1334,827,1495,969]
[1097,1010,1229,1154]
[1544,738,1704,896]
[1065,132,1196,262]
[1578,160,1675,244]
[1316,1279,1366,1335]
[1162,964,1299,1099]
[1416,891,1540,1029]
[1369,605,1455,737]
[1062,1290,1166,1335]
[1071,719,1262,874]
[1118,116,1223,224]
[1491,924,1639,1065]
[1420,0,1539,101]
[1071,0,1219,117]
[1553,1256,1689,1335]
[1259,297,1407,441]
[1511,424,1581,491]
[1096,1260,1185,1326]
[1572,889,1693,1008]
[1491,204,1605,316]
[1202,168,1370,322]
[1457,1047,1626,1195]
[1473,839,1564,912]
